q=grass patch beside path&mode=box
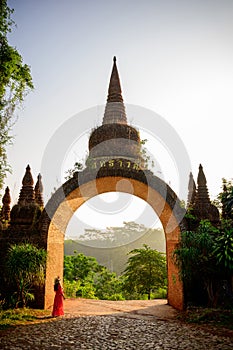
[0,308,51,330]
[177,307,233,330]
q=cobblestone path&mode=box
[0,299,232,349]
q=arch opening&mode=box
[64,192,165,276]
[65,192,163,247]
[42,175,185,310]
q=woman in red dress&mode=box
[52,276,65,317]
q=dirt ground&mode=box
[64,298,178,320]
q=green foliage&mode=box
[214,220,233,271]
[0,308,50,329]
[0,1,34,190]
[64,252,101,282]
[174,220,233,307]
[63,244,168,301]
[74,280,97,299]
[123,244,167,300]
[64,225,165,276]
[140,139,155,169]
[64,278,97,299]
[153,287,167,299]
[63,279,79,298]
[65,161,83,180]
[217,179,233,219]
[93,268,125,300]
[176,221,219,278]
[178,307,233,330]
[64,252,124,300]
[6,243,47,308]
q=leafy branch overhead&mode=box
[0,1,34,190]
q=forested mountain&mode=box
[65,222,165,275]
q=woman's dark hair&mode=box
[54,282,59,291]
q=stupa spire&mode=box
[18,165,35,205]
[196,164,210,205]
[0,186,11,222]
[102,56,127,125]
[87,57,142,169]
[191,164,219,225]
[106,56,123,103]
[35,173,44,208]
[187,172,196,208]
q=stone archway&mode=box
[38,57,188,311]
[39,166,186,311]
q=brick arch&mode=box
[39,168,186,310]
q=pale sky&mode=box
[4,0,233,236]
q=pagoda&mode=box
[186,164,219,228]
[10,165,44,228]
[86,57,144,170]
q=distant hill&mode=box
[65,223,165,275]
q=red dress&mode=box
[52,283,64,317]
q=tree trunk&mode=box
[205,280,219,308]
[205,280,214,307]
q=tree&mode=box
[214,220,233,299]
[214,220,233,271]
[64,252,101,282]
[123,244,167,300]
[0,1,34,190]
[219,179,233,220]
[173,220,225,307]
[64,252,124,300]
[77,221,165,250]
[106,221,149,246]
[6,243,47,307]
[93,267,124,300]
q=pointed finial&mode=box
[0,186,11,222]
[107,57,123,103]
[22,164,34,186]
[35,173,44,208]
[18,164,35,205]
[194,164,220,223]
[3,186,11,205]
[197,164,207,186]
[187,172,196,208]
[196,164,210,204]
[102,57,127,124]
